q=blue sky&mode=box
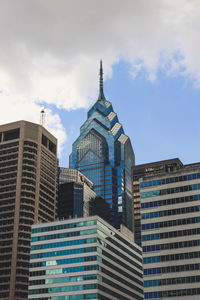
[0,1,199,167]
[57,60,200,167]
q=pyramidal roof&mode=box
[85,61,132,142]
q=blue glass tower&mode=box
[70,61,135,230]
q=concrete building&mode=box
[28,216,143,300]
[133,158,183,246]
[140,162,200,299]
[70,61,135,231]
[0,121,58,300]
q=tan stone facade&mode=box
[0,121,58,300]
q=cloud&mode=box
[0,0,199,156]
[0,92,66,155]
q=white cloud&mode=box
[0,0,200,157]
[0,92,66,155]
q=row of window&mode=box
[0,198,15,207]
[143,250,200,264]
[20,198,35,206]
[0,171,17,181]
[0,178,17,186]
[30,264,97,277]
[23,153,36,161]
[20,204,34,213]
[143,239,200,252]
[21,184,35,193]
[144,263,200,275]
[24,141,37,148]
[0,153,18,162]
[0,146,18,155]
[29,283,97,295]
[22,165,36,173]
[19,211,34,219]
[19,218,34,226]
[0,212,14,220]
[0,205,14,213]
[141,183,200,199]
[142,205,200,219]
[0,247,12,254]
[0,192,15,200]
[27,293,98,300]
[142,227,200,241]
[30,246,96,259]
[0,185,16,193]
[0,166,17,174]
[0,240,12,247]
[142,194,200,209]
[31,237,96,251]
[0,233,13,240]
[30,255,97,268]
[32,220,97,233]
[17,253,29,261]
[145,287,200,299]
[22,159,36,167]
[21,178,35,186]
[144,274,200,287]
[142,216,200,230]
[31,228,97,242]
[29,274,99,286]
[141,173,200,188]
[23,146,37,154]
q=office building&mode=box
[141,162,200,299]
[70,61,135,231]
[133,158,183,245]
[28,216,143,300]
[58,168,112,223]
[59,167,94,187]
[0,121,58,300]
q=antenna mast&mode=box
[98,59,106,101]
[40,108,46,127]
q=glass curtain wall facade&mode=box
[141,163,200,299]
[28,216,143,300]
[70,62,135,230]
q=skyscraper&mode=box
[70,61,135,230]
[0,121,58,300]
[28,215,143,300]
[133,158,183,246]
[141,162,200,299]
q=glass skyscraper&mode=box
[70,61,135,230]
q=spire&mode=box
[98,59,106,101]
